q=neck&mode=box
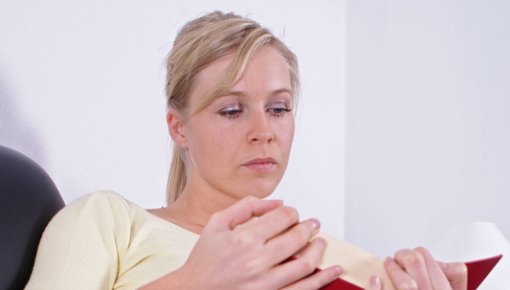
[164,182,239,233]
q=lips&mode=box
[242,157,277,172]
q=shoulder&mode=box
[26,191,138,289]
[48,190,139,233]
[71,190,131,207]
[68,190,132,212]
[37,190,141,259]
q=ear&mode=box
[167,109,188,149]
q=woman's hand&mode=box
[367,247,467,290]
[142,196,342,290]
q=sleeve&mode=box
[24,191,134,290]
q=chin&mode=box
[222,174,283,200]
[241,180,279,199]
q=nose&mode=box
[248,111,274,144]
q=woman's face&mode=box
[173,46,295,201]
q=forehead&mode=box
[232,46,291,91]
[189,46,292,107]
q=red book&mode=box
[316,233,502,290]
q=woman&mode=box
[25,11,467,290]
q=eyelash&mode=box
[269,106,292,117]
[218,104,292,119]
[219,107,243,119]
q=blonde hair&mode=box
[165,11,299,203]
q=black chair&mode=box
[0,146,65,290]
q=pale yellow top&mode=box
[24,191,199,290]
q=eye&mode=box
[218,104,243,119]
[267,102,292,117]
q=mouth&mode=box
[242,157,277,172]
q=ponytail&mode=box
[166,146,187,203]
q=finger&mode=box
[209,196,283,231]
[239,205,300,242]
[364,276,382,290]
[394,249,432,290]
[440,262,468,290]
[415,247,451,290]
[264,218,321,265]
[281,265,343,290]
[384,257,418,290]
[270,237,332,289]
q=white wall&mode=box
[346,0,510,257]
[0,1,345,238]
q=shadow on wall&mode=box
[0,67,46,164]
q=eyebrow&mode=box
[222,88,293,98]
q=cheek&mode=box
[279,118,295,153]
[187,118,239,162]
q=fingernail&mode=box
[370,276,381,289]
[309,218,321,232]
[331,265,343,277]
[315,237,326,247]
